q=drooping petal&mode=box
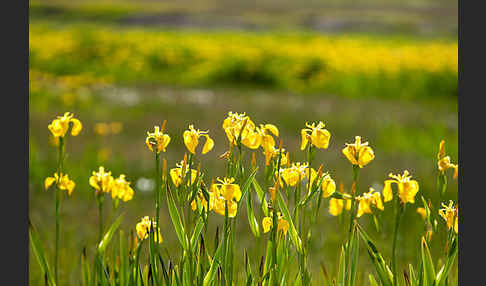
[89,175,100,191]
[383,180,395,202]
[183,130,198,154]
[264,124,279,137]
[358,146,375,168]
[202,135,214,154]
[45,176,56,190]
[321,176,336,198]
[311,128,331,149]
[70,118,83,136]
[169,168,181,187]
[342,146,358,165]
[300,129,309,150]
[329,198,344,216]
[262,217,273,233]
[277,218,289,236]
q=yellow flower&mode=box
[213,197,238,218]
[94,123,110,136]
[255,124,279,151]
[222,112,256,147]
[44,172,75,195]
[300,121,331,150]
[382,170,420,204]
[213,177,242,202]
[169,160,198,187]
[183,124,214,154]
[145,126,171,153]
[136,216,163,243]
[211,178,241,218]
[48,112,82,138]
[437,140,458,179]
[278,162,317,187]
[263,147,288,166]
[329,197,352,216]
[342,136,375,168]
[262,212,289,237]
[89,166,114,194]
[356,188,384,218]
[416,207,427,220]
[321,173,336,198]
[111,174,134,202]
[438,200,458,234]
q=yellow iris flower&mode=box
[438,200,458,234]
[89,166,114,194]
[170,160,198,187]
[329,197,352,216]
[300,121,331,150]
[321,173,337,198]
[437,140,458,179]
[136,216,163,243]
[48,112,82,138]
[183,124,214,154]
[222,112,256,147]
[342,136,375,168]
[111,174,135,202]
[356,188,384,218]
[277,162,317,187]
[383,170,420,204]
[145,126,171,153]
[45,172,76,195]
[211,177,241,218]
[255,124,280,151]
[262,212,289,237]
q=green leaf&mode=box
[252,179,269,216]
[421,237,436,285]
[237,167,259,213]
[435,236,458,285]
[166,182,189,251]
[191,217,205,253]
[368,274,379,286]
[246,187,261,237]
[203,239,224,286]
[98,214,123,255]
[356,224,393,286]
[277,190,303,253]
[337,246,346,286]
[29,221,56,286]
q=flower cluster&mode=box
[44,172,76,195]
[89,166,134,202]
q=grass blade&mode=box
[166,181,189,251]
[98,214,123,255]
[277,190,303,253]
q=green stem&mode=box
[97,196,103,242]
[155,152,161,239]
[392,198,404,286]
[55,137,64,285]
[348,166,360,235]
